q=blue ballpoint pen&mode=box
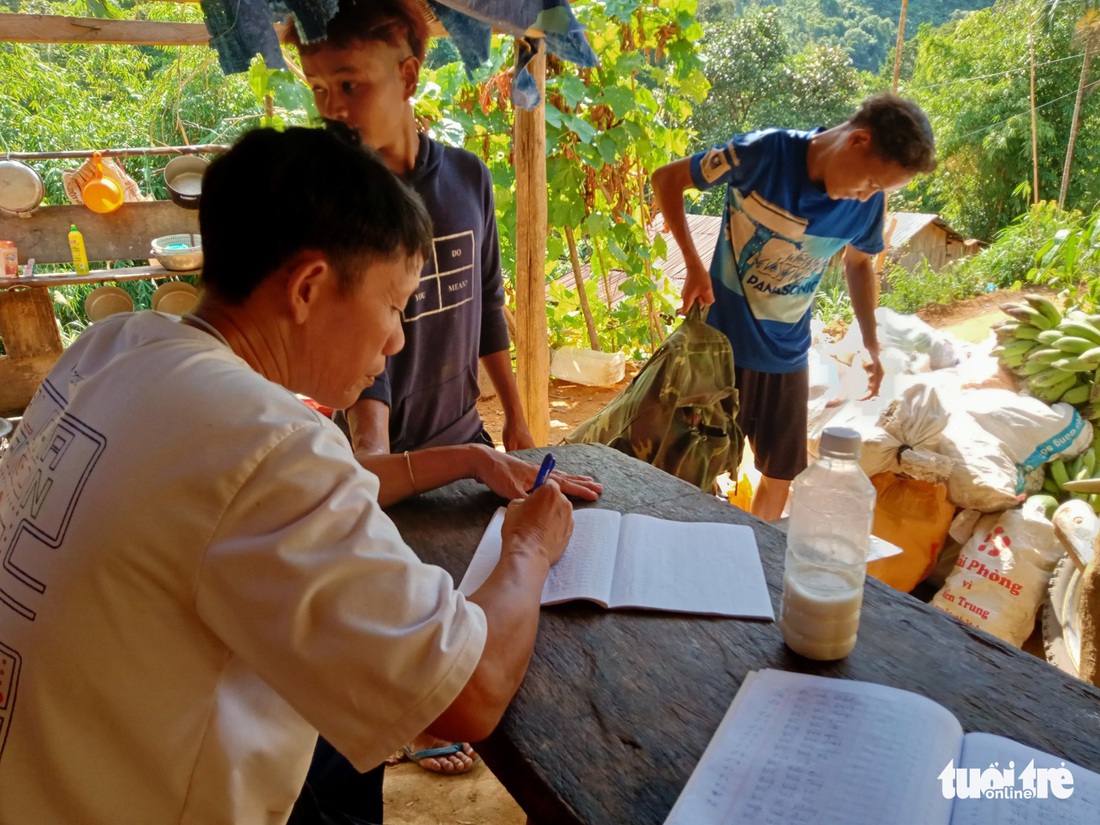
[529,452,556,493]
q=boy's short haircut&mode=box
[849,93,937,175]
[283,0,430,62]
[199,127,432,304]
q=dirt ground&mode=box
[384,289,1026,823]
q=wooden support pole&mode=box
[513,38,550,446]
[0,14,209,46]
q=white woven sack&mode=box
[861,381,953,483]
[934,411,1020,512]
[931,499,1063,647]
[962,390,1092,476]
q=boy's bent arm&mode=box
[347,397,391,458]
[481,349,534,451]
[651,158,714,314]
[843,245,884,398]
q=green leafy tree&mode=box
[899,0,1099,239]
[416,0,708,356]
[699,1,997,71]
[1049,0,1100,206]
[691,7,864,153]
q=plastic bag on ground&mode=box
[875,306,937,354]
[867,472,955,593]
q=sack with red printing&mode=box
[931,498,1063,646]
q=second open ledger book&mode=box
[458,507,775,619]
[663,669,1100,825]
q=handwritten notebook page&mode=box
[664,670,960,825]
[458,508,622,605]
[610,514,774,618]
[541,508,621,605]
[950,733,1100,825]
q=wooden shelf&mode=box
[0,264,197,292]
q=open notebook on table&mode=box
[458,507,774,619]
[664,669,1100,825]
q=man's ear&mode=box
[286,252,332,325]
[847,127,873,151]
[401,54,422,100]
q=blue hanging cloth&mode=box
[198,0,597,108]
[427,1,596,108]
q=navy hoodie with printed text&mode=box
[357,133,511,453]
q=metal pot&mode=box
[163,155,209,210]
[0,158,44,215]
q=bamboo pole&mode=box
[891,0,909,93]
[513,38,550,446]
[1030,13,1040,203]
[564,225,600,351]
[3,145,226,161]
[0,14,207,46]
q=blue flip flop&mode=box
[402,742,482,774]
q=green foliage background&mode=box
[6,0,1100,350]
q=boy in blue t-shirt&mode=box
[652,94,936,521]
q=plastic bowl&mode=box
[151,233,202,272]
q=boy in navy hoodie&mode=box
[288,0,535,784]
[294,0,533,460]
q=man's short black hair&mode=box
[284,0,430,62]
[850,93,937,175]
[198,127,432,304]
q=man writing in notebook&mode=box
[651,93,936,521]
[0,127,583,825]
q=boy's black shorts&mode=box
[734,364,809,482]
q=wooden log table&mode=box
[385,443,1100,825]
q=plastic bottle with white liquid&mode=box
[780,426,876,660]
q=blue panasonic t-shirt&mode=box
[689,128,885,373]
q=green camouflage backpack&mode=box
[565,305,742,490]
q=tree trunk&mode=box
[563,225,601,351]
[1060,35,1096,208]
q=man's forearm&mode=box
[428,538,550,742]
[360,443,490,508]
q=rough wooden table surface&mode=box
[386,443,1100,825]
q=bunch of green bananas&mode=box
[992,294,1100,414]
[1034,437,1100,516]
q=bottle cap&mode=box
[820,426,862,459]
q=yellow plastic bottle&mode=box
[68,224,90,275]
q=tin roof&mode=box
[886,212,966,247]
